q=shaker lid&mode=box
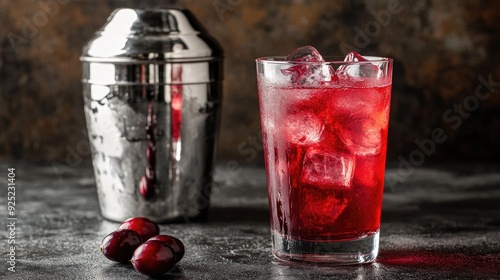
[81,8,222,63]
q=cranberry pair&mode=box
[100,217,185,277]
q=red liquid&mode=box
[259,80,391,242]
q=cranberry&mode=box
[132,240,176,277]
[118,217,159,241]
[148,235,185,263]
[100,229,142,262]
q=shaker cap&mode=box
[81,8,222,63]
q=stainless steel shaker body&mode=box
[81,9,223,223]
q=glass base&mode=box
[271,230,379,265]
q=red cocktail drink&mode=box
[256,46,392,264]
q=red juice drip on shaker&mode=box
[140,92,157,199]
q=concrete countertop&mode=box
[1,161,499,279]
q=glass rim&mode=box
[256,56,392,65]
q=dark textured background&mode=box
[1,0,499,163]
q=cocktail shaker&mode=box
[80,8,223,223]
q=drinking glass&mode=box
[256,56,392,264]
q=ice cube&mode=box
[281,46,333,85]
[337,117,381,156]
[343,51,368,62]
[285,110,324,144]
[330,86,386,118]
[299,188,348,230]
[301,148,355,188]
[336,51,382,81]
[285,45,325,62]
